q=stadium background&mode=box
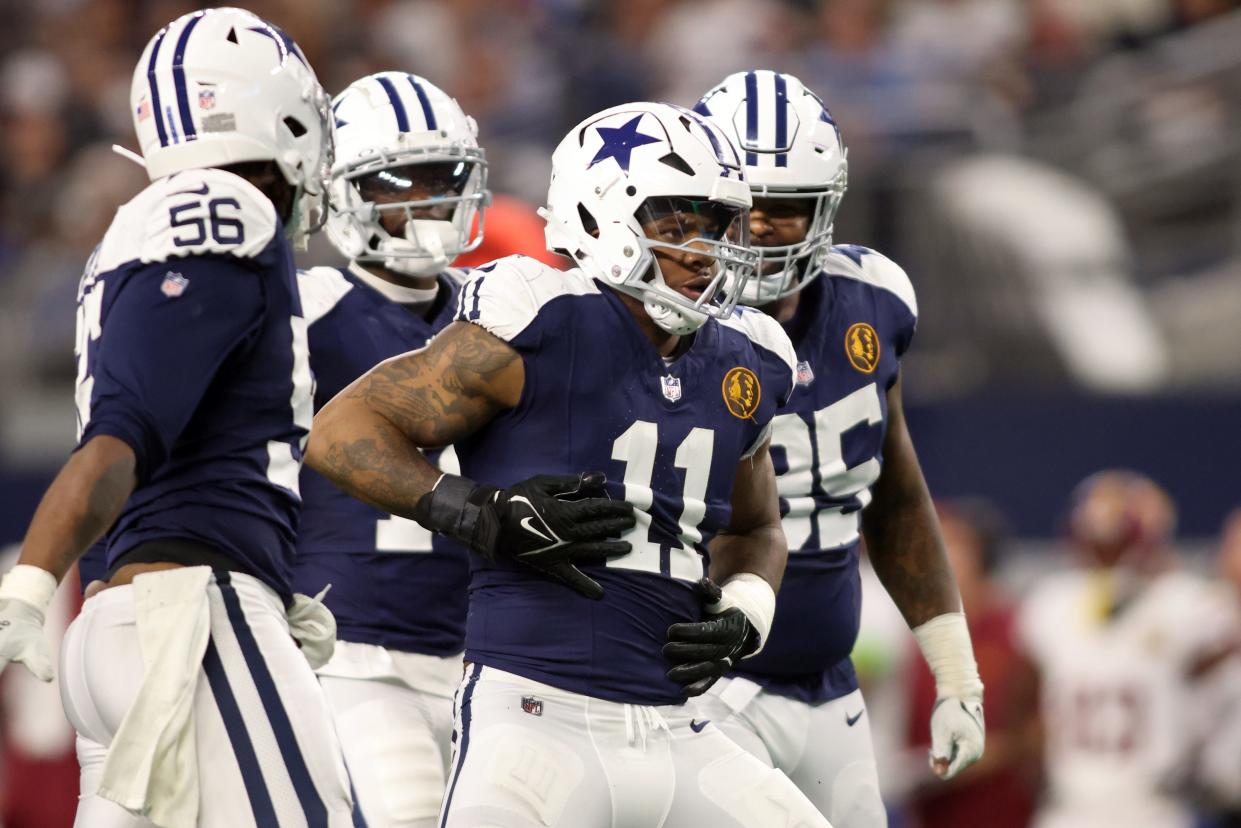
[0,0,1238,825]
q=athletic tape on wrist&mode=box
[709,573,776,657]
[0,564,57,613]
[913,612,983,700]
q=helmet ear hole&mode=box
[577,203,599,236]
[283,116,307,138]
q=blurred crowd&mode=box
[2,0,1241,431]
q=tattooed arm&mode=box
[17,435,136,581]
[861,373,960,625]
[306,320,524,518]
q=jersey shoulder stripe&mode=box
[297,266,354,326]
[93,169,278,276]
[821,245,917,320]
[456,255,600,342]
[718,305,798,399]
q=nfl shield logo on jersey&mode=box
[161,271,189,298]
[521,696,544,717]
[795,360,815,386]
[661,375,682,403]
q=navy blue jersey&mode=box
[74,169,313,599]
[732,245,918,703]
[291,264,469,656]
[453,256,798,705]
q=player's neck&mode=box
[349,261,441,304]
[761,291,801,324]
[614,291,687,358]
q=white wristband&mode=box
[709,573,776,657]
[0,565,58,613]
[913,612,983,700]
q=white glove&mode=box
[913,612,985,780]
[929,694,985,780]
[0,565,58,682]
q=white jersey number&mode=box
[768,382,883,551]
[265,314,314,495]
[609,421,713,581]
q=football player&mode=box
[692,71,985,828]
[0,9,354,826]
[292,71,488,828]
[307,101,832,827]
[1020,471,1238,828]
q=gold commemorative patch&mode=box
[845,322,880,374]
[722,366,761,420]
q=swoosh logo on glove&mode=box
[519,516,553,543]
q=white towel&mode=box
[287,585,336,670]
[98,566,212,828]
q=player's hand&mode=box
[928,694,985,780]
[414,471,635,600]
[664,579,759,697]
[0,597,54,682]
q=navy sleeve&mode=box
[78,256,266,483]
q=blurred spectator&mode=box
[903,498,1039,828]
[1017,471,1238,828]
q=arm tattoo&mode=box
[347,322,519,447]
[309,322,520,516]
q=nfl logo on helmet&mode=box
[661,375,682,403]
[198,88,216,109]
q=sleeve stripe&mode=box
[467,277,484,321]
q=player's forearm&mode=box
[306,403,443,519]
[708,524,787,592]
[863,484,960,627]
[18,435,136,581]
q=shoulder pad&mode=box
[719,306,798,392]
[93,170,278,275]
[456,255,599,342]
[822,245,918,320]
[298,267,354,326]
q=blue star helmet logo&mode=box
[588,115,661,173]
[248,24,309,68]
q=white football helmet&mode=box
[130,8,332,245]
[695,71,848,304]
[326,72,489,277]
[544,102,756,335]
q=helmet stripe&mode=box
[146,27,170,147]
[407,76,438,131]
[171,12,206,143]
[375,75,410,132]
[773,72,788,168]
[743,71,758,167]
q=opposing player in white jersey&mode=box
[693,71,985,827]
[0,8,356,826]
[307,101,834,827]
[292,72,488,827]
[1020,471,1238,828]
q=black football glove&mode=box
[412,471,634,600]
[663,579,760,696]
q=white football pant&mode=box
[318,641,462,827]
[696,677,886,828]
[438,664,833,828]
[60,571,354,827]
